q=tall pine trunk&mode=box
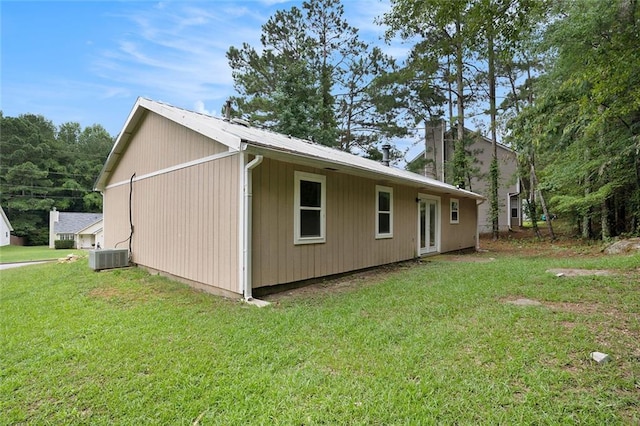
[453,19,467,189]
[488,29,500,240]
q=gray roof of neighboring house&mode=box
[55,213,103,234]
[95,98,484,201]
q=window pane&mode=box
[451,211,458,222]
[378,191,390,212]
[300,180,321,207]
[511,208,518,218]
[378,212,390,234]
[300,209,321,237]
[420,203,426,248]
[429,203,436,246]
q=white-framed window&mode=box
[450,198,460,224]
[59,233,74,240]
[376,185,393,238]
[294,171,326,245]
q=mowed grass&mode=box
[1,248,639,424]
[0,245,83,264]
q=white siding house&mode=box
[0,207,13,247]
[49,209,104,249]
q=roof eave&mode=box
[243,143,484,201]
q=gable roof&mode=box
[1,207,13,231]
[54,213,103,235]
[95,98,484,200]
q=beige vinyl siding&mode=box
[103,113,240,294]
[106,111,229,186]
[251,158,418,288]
[440,196,478,252]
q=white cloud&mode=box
[194,100,214,116]
[92,2,267,115]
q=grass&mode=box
[1,247,639,424]
[0,245,84,264]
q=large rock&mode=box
[604,238,640,255]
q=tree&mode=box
[383,0,480,189]
[227,0,399,153]
[0,113,114,244]
[507,0,640,239]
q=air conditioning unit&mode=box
[89,249,129,271]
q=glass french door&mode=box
[419,197,439,255]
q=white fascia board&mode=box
[94,98,243,191]
[140,98,242,151]
[242,144,485,201]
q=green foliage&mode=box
[0,114,114,245]
[508,0,640,239]
[54,240,75,249]
[488,157,500,233]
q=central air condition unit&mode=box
[89,249,129,271]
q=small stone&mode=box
[590,351,611,364]
[556,272,565,277]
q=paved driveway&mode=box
[0,261,48,270]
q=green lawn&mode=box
[0,245,84,264]
[1,246,639,424]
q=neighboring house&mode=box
[407,121,521,234]
[94,98,484,300]
[0,206,13,247]
[49,209,104,249]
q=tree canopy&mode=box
[227,0,404,157]
[507,0,640,238]
[0,112,113,245]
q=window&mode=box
[450,199,459,224]
[60,233,74,240]
[294,171,326,244]
[376,185,393,238]
[511,207,519,218]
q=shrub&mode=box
[54,240,75,249]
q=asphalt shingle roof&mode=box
[54,213,103,234]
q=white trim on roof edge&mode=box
[105,150,238,190]
[95,98,484,201]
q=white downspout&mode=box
[507,192,514,232]
[243,154,263,303]
[476,198,486,251]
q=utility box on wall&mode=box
[89,249,129,271]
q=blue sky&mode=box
[1,1,403,141]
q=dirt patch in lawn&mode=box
[261,261,415,302]
[546,268,614,277]
[479,227,606,258]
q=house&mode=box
[0,206,13,247]
[407,120,521,234]
[49,209,104,249]
[94,98,484,300]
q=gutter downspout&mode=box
[476,198,486,251]
[243,154,265,305]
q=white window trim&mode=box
[375,185,393,239]
[294,171,326,245]
[450,198,460,224]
